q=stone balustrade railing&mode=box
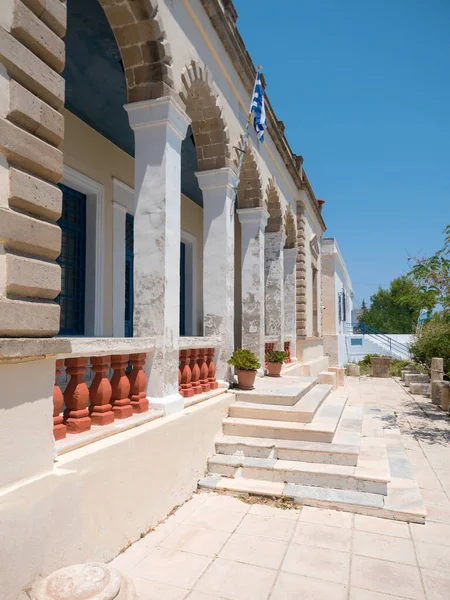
[178,337,221,399]
[54,338,156,440]
[284,341,292,363]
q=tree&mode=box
[360,276,437,334]
[407,224,450,311]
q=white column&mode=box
[284,248,298,360]
[265,231,286,348]
[237,207,268,367]
[126,97,191,414]
[196,167,236,380]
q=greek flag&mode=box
[251,72,267,142]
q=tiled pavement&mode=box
[110,377,450,600]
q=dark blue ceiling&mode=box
[63,0,203,206]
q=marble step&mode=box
[223,394,348,442]
[234,376,317,406]
[198,476,426,523]
[207,455,389,494]
[215,435,360,466]
[229,384,332,423]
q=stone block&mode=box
[346,363,360,376]
[0,117,63,182]
[0,297,59,336]
[401,367,416,381]
[328,366,345,387]
[431,380,446,406]
[0,205,61,259]
[21,0,67,38]
[8,80,64,146]
[442,382,450,412]
[0,27,64,109]
[409,382,431,396]
[431,357,444,382]
[370,356,391,378]
[404,373,430,387]
[318,370,337,390]
[6,252,60,299]
[9,166,62,221]
[10,0,65,73]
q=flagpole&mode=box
[231,66,262,215]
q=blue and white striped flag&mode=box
[250,72,267,142]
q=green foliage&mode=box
[409,314,450,377]
[407,224,450,311]
[265,349,288,363]
[360,276,436,334]
[357,353,380,366]
[389,359,412,377]
[227,349,261,371]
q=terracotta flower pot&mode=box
[267,362,282,377]
[237,369,257,390]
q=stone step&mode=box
[215,435,360,466]
[229,384,332,423]
[198,476,426,523]
[234,376,317,406]
[223,394,347,442]
[207,455,389,494]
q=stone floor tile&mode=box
[132,578,189,600]
[187,593,226,600]
[109,538,157,574]
[352,530,416,565]
[292,521,352,552]
[414,540,450,572]
[349,588,411,600]
[434,469,450,494]
[281,543,350,585]
[353,514,410,538]
[426,502,450,524]
[201,493,250,514]
[411,466,443,491]
[219,533,287,569]
[420,488,450,507]
[298,505,353,529]
[195,558,277,600]
[132,547,212,589]
[410,521,450,546]
[421,568,450,600]
[142,516,184,546]
[350,555,425,600]
[270,572,348,600]
[184,505,246,533]
[160,524,231,557]
[248,502,300,520]
[236,513,296,542]
[172,494,209,522]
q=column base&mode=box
[149,392,184,415]
[131,397,150,413]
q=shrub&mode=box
[265,350,288,364]
[409,315,450,377]
[357,354,380,366]
[227,349,261,371]
[389,359,412,377]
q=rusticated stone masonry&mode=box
[234,138,263,209]
[296,203,308,337]
[0,0,66,336]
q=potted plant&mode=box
[227,349,261,390]
[265,349,288,377]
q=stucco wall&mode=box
[0,392,234,600]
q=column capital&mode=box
[237,207,269,228]
[124,96,191,140]
[195,167,237,192]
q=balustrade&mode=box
[53,359,67,440]
[284,341,292,363]
[178,346,218,397]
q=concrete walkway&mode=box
[110,377,450,600]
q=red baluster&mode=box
[179,349,194,398]
[199,348,211,393]
[178,355,182,394]
[110,354,133,419]
[63,357,91,434]
[89,355,114,425]
[129,353,149,413]
[284,341,291,363]
[53,359,66,440]
[207,348,219,390]
[190,348,202,395]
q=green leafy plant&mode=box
[389,359,412,377]
[409,314,450,378]
[265,350,288,364]
[227,349,261,371]
[358,353,380,366]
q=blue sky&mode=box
[233,0,450,307]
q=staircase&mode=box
[199,373,426,522]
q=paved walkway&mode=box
[111,377,450,600]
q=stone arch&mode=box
[265,178,283,233]
[99,0,174,102]
[233,138,263,209]
[180,61,231,171]
[284,205,297,249]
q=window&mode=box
[125,213,134,337]
[57,184,87,335]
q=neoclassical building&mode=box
[0,1,331,596]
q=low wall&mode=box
[296,338,324,363]
[0,392,234,600]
